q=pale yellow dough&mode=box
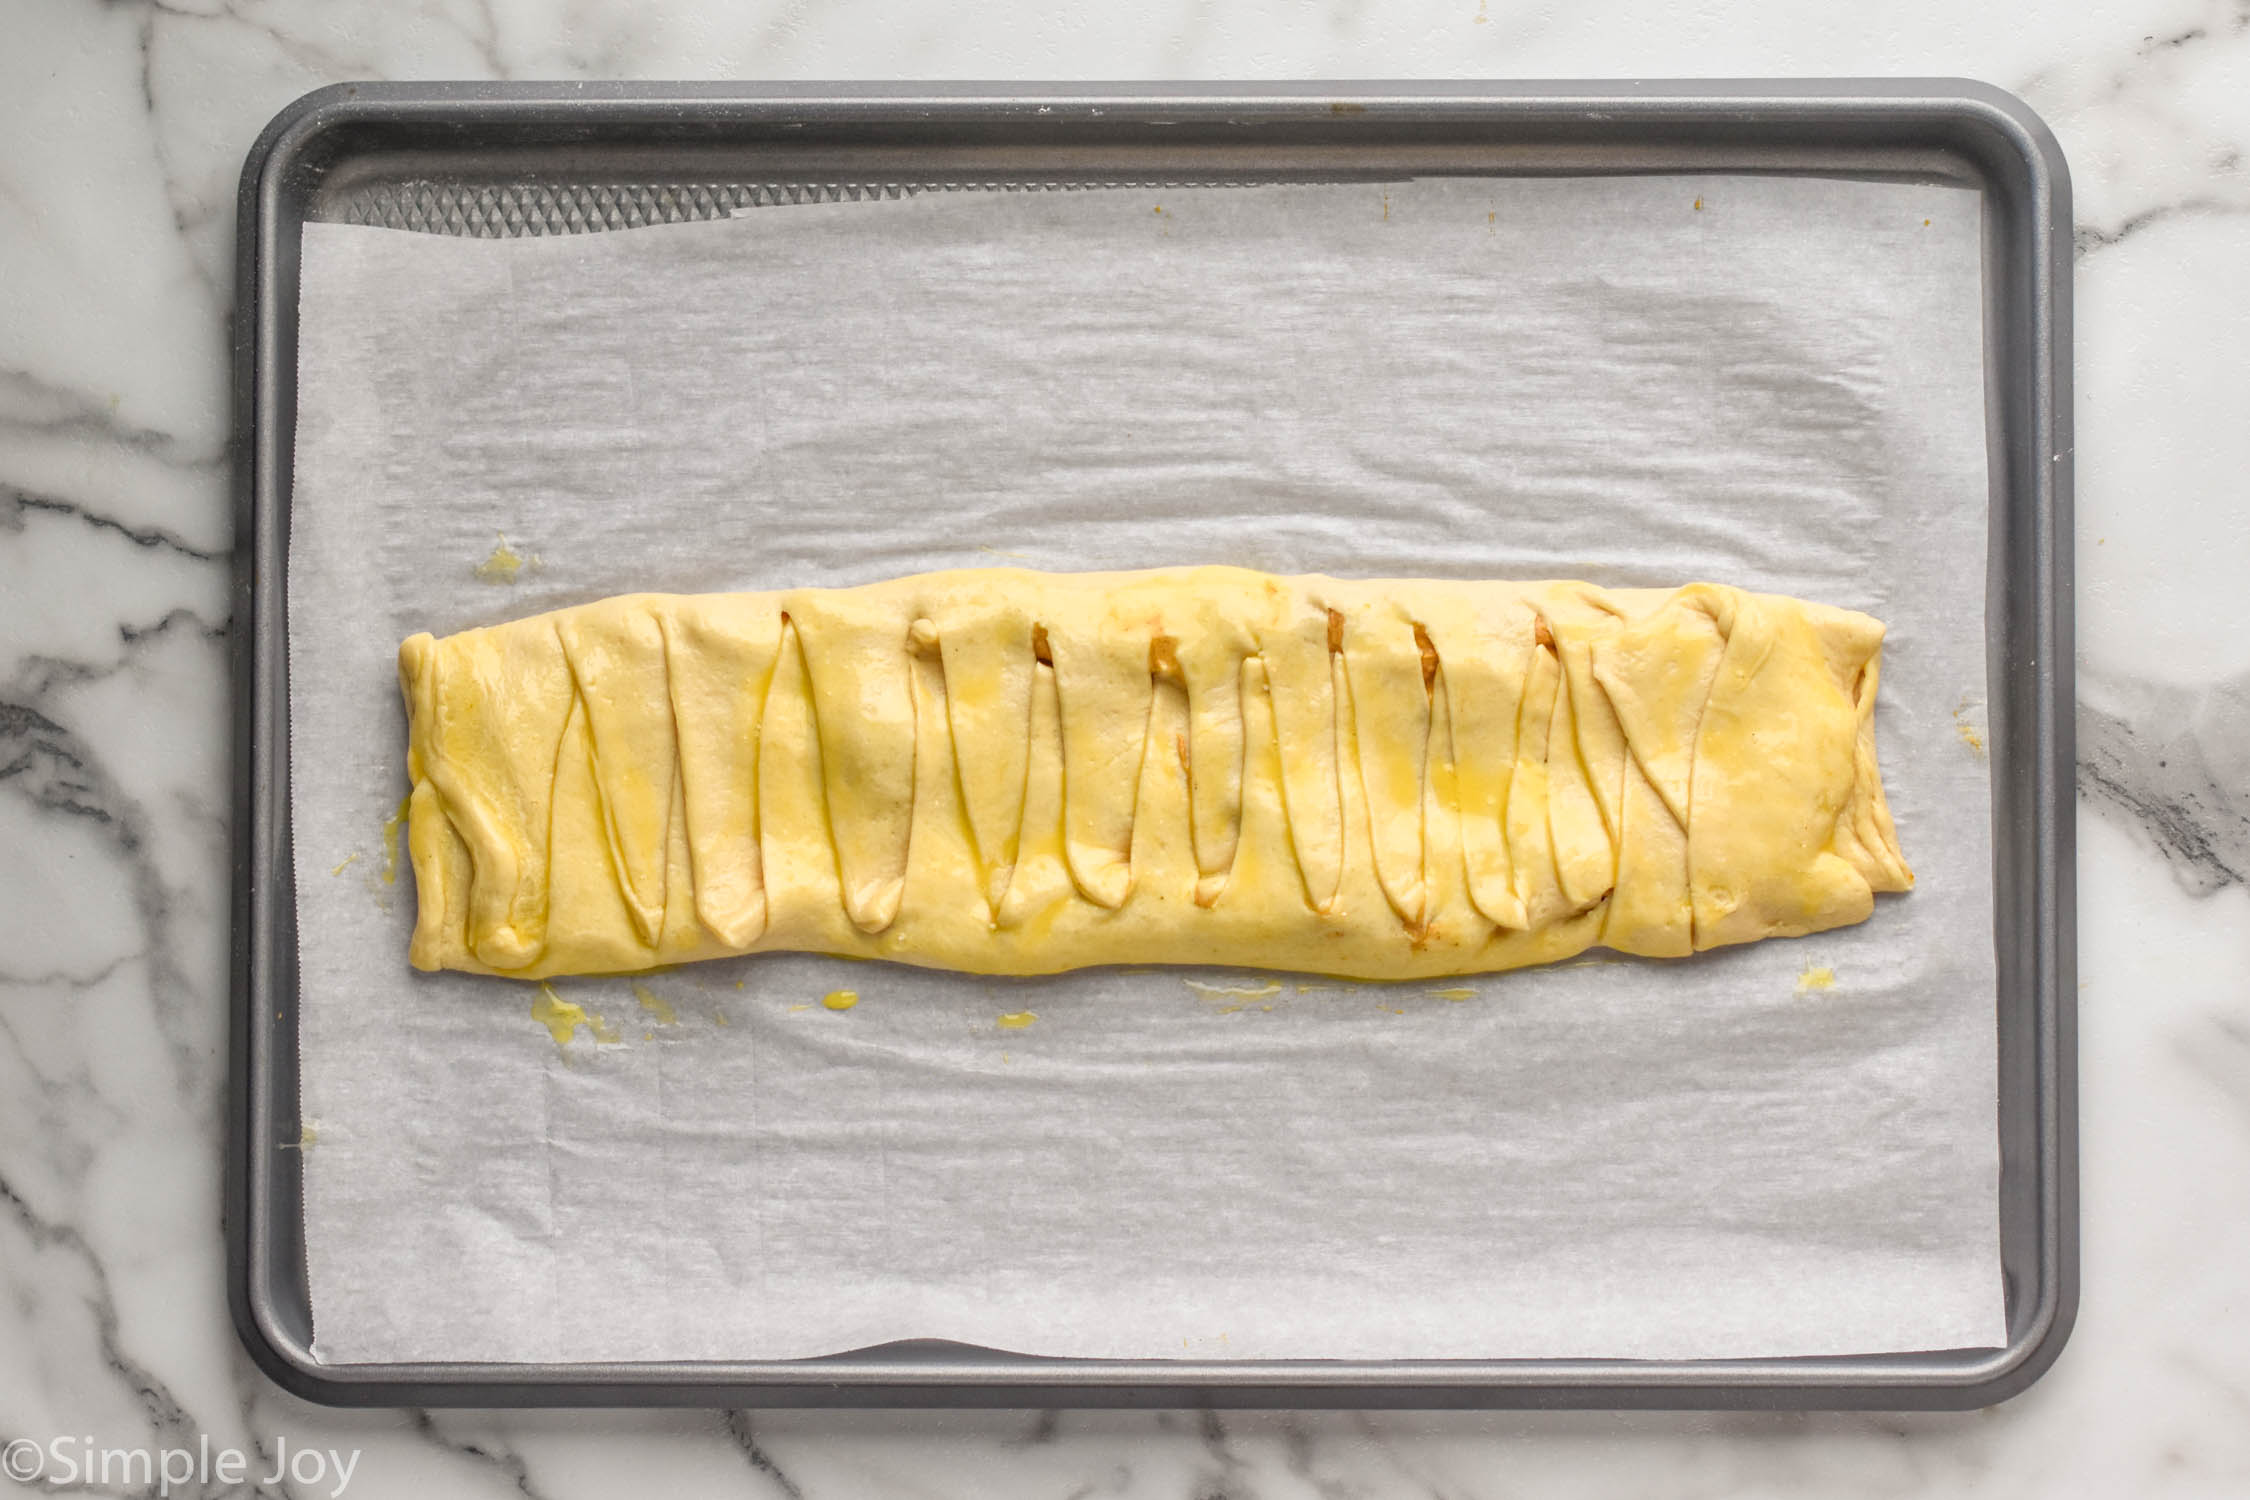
[398,568,1912,981]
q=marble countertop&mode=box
[5,1,2246,1495]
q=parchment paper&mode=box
[290,175,2005,1364]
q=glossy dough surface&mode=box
[398,568,1912,980]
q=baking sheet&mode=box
[288,174,2004,1364]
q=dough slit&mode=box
[1677,590,1736,948]
[755,617,846,931]
[1545,600,1630,848]
[994,660,1073,929]
[785,596,917,934]
[1179,641,1249,907]
[1506,642,1568,928]
[1132,666,1195,904]
[1421,659,1473,939]
[934,650,1007,922]
[558,602,677,946]
[1421,589,1534,930]
[655,597,780,948]
[1336,596,1431,928]
[1588,586,1731,950]
[1547,661,1616,912]
[1048,612,1153,909]
[1256,603,1345,913]
[932,594,1038,912]
[907,637,984,922]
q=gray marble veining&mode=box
[2080,670,2250,894]
[4,1,2248,1495]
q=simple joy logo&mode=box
[3,1434,361,1496]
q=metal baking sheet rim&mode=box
[226,79,2076,1410]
